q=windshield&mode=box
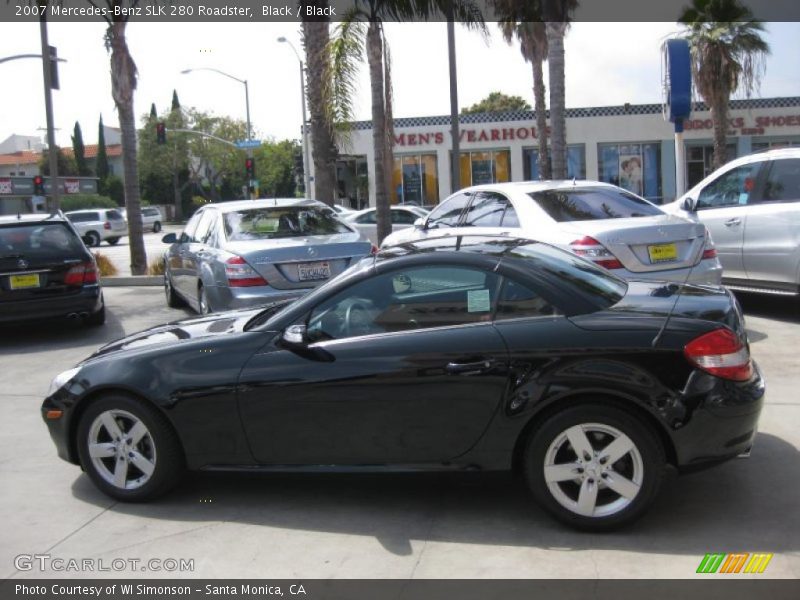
[529,187,663,222]
[224,206,352,241]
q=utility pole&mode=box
[39,9,60,210]
[447,19,461,194]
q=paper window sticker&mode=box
[467,289,491,313]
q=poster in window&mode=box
[618,152,643,196]
[472,159,494,185]
[402,164,422,204]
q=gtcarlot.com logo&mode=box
[14,554,194,573]
[696,552,773,574]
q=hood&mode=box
[86,307,265,361]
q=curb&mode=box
[102,276,163,287]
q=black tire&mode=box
[85,303,106,327]
[106,237,120,245]
[197,283,211,315]
[153,222,162,233]
[76,394,184,502]
[164,271,183,308]
[84,231,101,247]
[522,403,665,531]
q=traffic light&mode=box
[156,122,166,145]
[33,175,45,196]
[48,46,59,90]
[245,157,255,180]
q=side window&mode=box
[697,164,760,209]
[182,211,203,243]
[496,278,560,320]
[392,210,417,224]
[761,159,800,202]
[426,193,471,228]
[307,265,500,342]
[462,192,508,227]
[502,205,520,227]
[355,211,377,224]
[193,210,217,243]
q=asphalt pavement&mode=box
[93,225,182,277]
[0,288,798,579]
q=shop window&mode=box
[457,150,511,188]
[598,143,662,203]
[523,146,586,180]
[752,139,800,152]
[685,143,737,189]
[391,154,438,206]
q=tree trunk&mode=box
[367,22,390,244]
[532,59,550,180]
[711,95,730,170]
[108,22,147,275]
[545,22,567,180]
[302,20,337,205]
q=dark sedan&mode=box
[42,235,764,530]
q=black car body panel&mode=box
[42,236,764,478]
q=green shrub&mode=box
[59,194,118,211]
[104,175,124,206]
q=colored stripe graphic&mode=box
[697,553,773,574]
[744,553,774,573]
[697,554,726,573]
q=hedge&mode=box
[59,194,118,211]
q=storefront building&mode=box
[320,96,800,209]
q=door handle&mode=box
[446,359,495,376]
[724,218,742,227]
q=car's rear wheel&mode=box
[84,231,101,247]
[164,271,183,308]
[153,222,162,233]
[106,237,120,245]
[198,283,211,315]
[76,394,183,502]
[523,404,665,531]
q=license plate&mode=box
[9,273,40,289]
[297,261,331,281]
[648,243,678,263]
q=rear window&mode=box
[529,187,663,222]
[223,206,352,241]
[106,210,124,220]
[0,222,85,259]
[66,212,99,223]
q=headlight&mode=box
[47,367,81,397]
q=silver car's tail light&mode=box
[701,227,718,260]
[225,256,268,287]
[570,236,623,269]
[684,328,753,381]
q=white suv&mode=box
[65,208,127,247]
[663,148,800,296]
[121,206,163,232]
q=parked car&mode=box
[122,206,163,233]
[346,205,430,244]
[42,235,762,530]
[161,198,374,314]
[382,181,721,285]
[662,148,800,295]
[0,213,105,325]
[65,208,127,247]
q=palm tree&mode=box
[679,0,770,169]
[541,0,579,179]
[302,6,338,206]
[90,0,147,274]
[494,0,550,179]
[326,1,485,244]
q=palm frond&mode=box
[324,10,366,146]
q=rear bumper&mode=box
[673,362,765,472]
[0,285,103,324]
[615,259,722,286]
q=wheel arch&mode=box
[510,391,678,474]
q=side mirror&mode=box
[161,232,177,244]
[682,197,697,213]
[413,217,426,230]
[282,324,307,346]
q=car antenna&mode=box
[572,176,576,186]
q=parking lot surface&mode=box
[1,288,798,579]
[92,225,181,277]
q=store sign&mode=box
[394,126,547,147]
[0,178,12,194]
[684,113,800,135]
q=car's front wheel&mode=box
[76,394,183,502]
[197,283,211,315]
[84,231,101,247]
[523,403,665,531]
[153,222,162,233]
[164,270,183,308]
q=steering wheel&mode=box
[344,302,372,337]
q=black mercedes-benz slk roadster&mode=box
[42,235,764,530]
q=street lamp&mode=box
[277,36,312,200]
[180,67,251,141]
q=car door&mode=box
[237,263,510,465]
[171,210,203,298]
[692,162,764,279]
[181,209,218,302]
[742,157,800,286]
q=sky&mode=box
[0,21,798,148]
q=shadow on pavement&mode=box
[70,432,798,557]
[735,291,800,324]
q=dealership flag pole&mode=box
[447,18,461,193]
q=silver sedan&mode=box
[162,198,373,314]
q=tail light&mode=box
[103,221,111,230]
[65,262,99,286]
[684,328,753,381]
[701,228,717,260]
[570,236,624,269]
[225,256,267,287]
